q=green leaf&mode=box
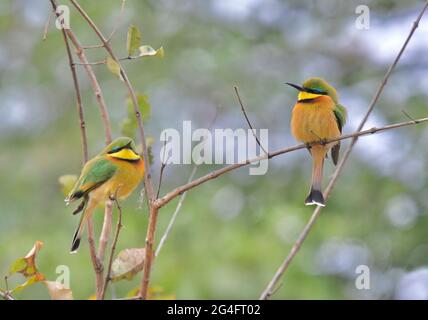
[121,118,137,139]
[126,93,152,121]
[138,45,165,58]
[9,258,26,276]
[106,56,123,81]
[110,248,145,282]
[126,25,142,56]
[58,175,77,197]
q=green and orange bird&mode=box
[287,78,347,207]
[65,137,145,253]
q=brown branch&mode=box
[49,0,106,299]
[233,85,268,154]
[259,0,428,300]
[64,29,112,144]
[68,0,156,299]
[100,198,123,300]
[155,116,428,210]
[0,288,14,301]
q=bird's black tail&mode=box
[304,188,325,207]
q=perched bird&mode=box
[65,137,145,253]
[287,78,347,207]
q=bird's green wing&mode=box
[333,103,347,133]
[331,104,347,165]
[66,157,117,202]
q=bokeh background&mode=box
[1,0,428,299]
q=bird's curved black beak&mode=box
[285,82,305,92]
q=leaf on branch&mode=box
[138,45,164,58]
[110,248,145,282]
[44,281,73,300]
[122,93,152,139]
[9,241,44,278]
[126,24,142,57]
[58,174,77,197]
[106,56,124,81]
[126,93,151,121]
[12,274,45,293]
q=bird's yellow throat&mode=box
[109,148,141,160]
[298,91,322,101]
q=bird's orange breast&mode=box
[290,96,340,143]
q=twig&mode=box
[49,0,106,298]
[106,0,126,42]
[233,86,268,155]
[64,29,112,144]
[42,11,54,41]
[73,55,147,65]
[100,198,123,300]
[0,288,14,301]
[155,116,428,209]
[156,133,170,198]
[259,0,428,300]
[155,164,198,257]
[97,200,113,268]
[155,113,216,257]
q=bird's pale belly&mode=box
[291,102,340,143]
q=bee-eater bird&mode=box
[65,137,145,253]
[287,78,347,207]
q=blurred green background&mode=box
[1,0,428,299]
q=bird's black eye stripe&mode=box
[108,146,124,154]
[304,87,327,95]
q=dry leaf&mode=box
[9,241,44,278]
[44,281,73,300]
[110,248,145,282]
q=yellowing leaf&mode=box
[156,46,165,58]
[9,241,44,278]
[126,24,142,56]
[110,248,145,282]
[58,174,77,197]
[106,56,123,81]
[44,281,73,300]
[12,274,45,293]
[138,45,164,58]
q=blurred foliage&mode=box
[1,0,428,299]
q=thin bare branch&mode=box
[233,85,268,154]
[259,0,428,300]
[100,198,123,300]
[49,0,106,298]
[155,164,198,257]
[156,133,170,198]
[42,11,54,41]
[106,0,126,42]
[0,288,14,301]
[156,116,428,210]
